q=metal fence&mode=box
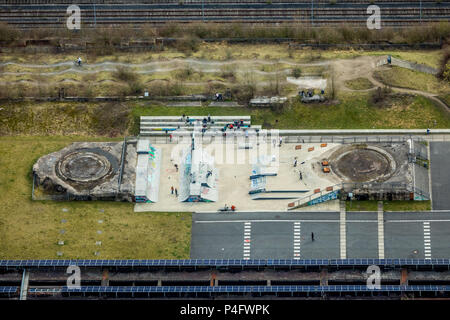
[288,181,430,209]
[139,134,429,145]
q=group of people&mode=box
[223,204,236,212]
[272,137,283,147]
[299,89,325,97]
[222,119,245,132]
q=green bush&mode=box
[291,68,302,78]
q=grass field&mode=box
[0,136,192,259]
[373,66,450,95]
[131,93,450,134]
[346,200,431,212]
[344,78,374,90]
[2,91,449,138]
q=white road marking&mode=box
[196,219,450,224]
[424,222,432,260]
[243,221,251,260]
[340,202,346,259]
[377,204,385,259]
[293,221,301,260]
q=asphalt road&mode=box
[430,142,450,210]
[190,211,450,260]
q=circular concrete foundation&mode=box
[56,148,118,186]
[330,145,396,183]
[58,152,111,183]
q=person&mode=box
[427,128,430,134]
[311,232,314,241]
[231,205,236,211]
[294,158,297,167]
[279,136,283,147]
[169,134,172,142]
[207,114,211,122]
[174,164,178,172]
[299,171,302,180]
[77,57,82,66]
[171,186,174,195]
[175,188,178,197]
[186,116,190,124]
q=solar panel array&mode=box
[26,285,450,294]
[0,286,18,293]
[1,259,450,268]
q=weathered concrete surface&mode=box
[33,141,136,201]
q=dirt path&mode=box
[332,55,449,111]
[1,55,446,109]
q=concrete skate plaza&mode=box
[135,142,341,212]
[134,141,408,212]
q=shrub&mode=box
[291,68,302,78]
[173,35,201,55]
[437,47,450,81]
[0,23,19,42]
[370,86,392,105]
[113,67,138,83]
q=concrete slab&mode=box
[346,222,378,259]
[250,222,293,259]
[190,220,244,259]
[384,221,424,259]
[430,142,450,210]
[190,211,450,260]
[430,221,450,259]
[298,222,340,259]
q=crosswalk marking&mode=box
[293,222,301,260]
[377,202,385,259]
[423,222,432,260]
[340,201,346,259]
[243,222,251,260]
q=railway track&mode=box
[0,2,449,27]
